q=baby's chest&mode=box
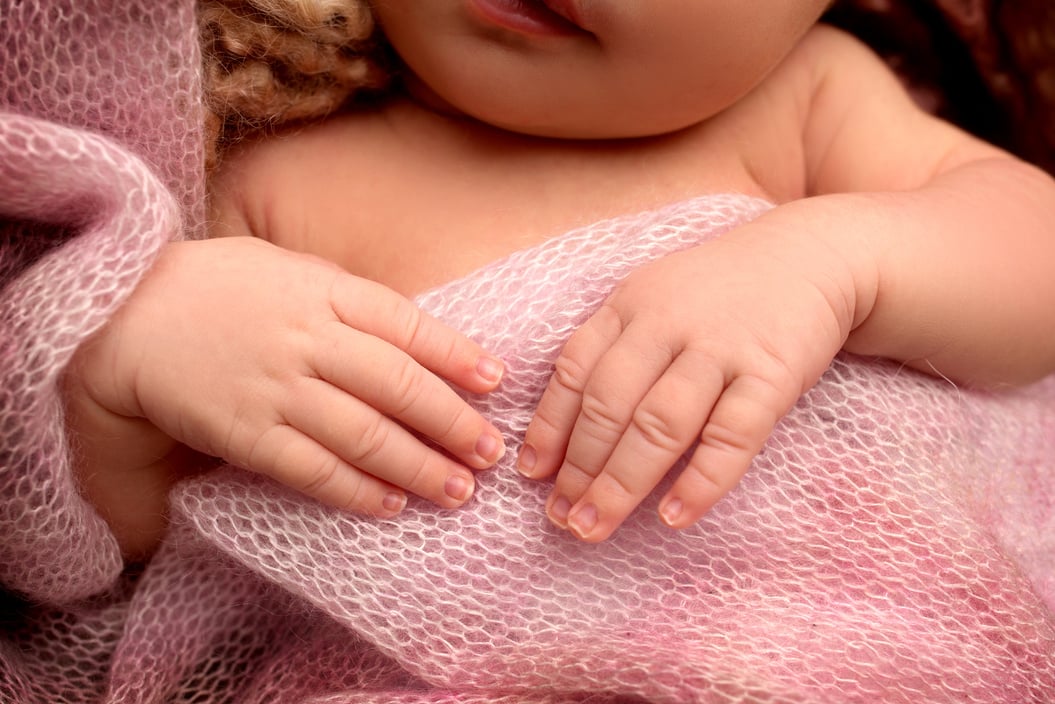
[260,113,776,297]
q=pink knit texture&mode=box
[0,0,203,602]
[2,2,1054,703]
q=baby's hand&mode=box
[74,236,506,519]
[518,230,856,541]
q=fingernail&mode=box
[568,503,598,539]
[548,495,571,527]
[517,444,537,476]
[445,474,474,502]
[382,492,406,515]
[660,498,683,527]
[476,356,504,384]
[475,432,504,463]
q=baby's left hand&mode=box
[518,230,856,541]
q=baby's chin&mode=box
[404,73,722,140]
[402,69,724,141]
[465,102,717,141]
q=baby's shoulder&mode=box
[786,23,891,76]
[767,23,994,195]
[206,103,420,239]
[743,24,893,119]
[748,23,897,119]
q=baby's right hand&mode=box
[74,236,506,517]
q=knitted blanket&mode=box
[3,2,1055,703]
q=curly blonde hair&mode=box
[199,0,392,168]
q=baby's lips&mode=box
[541,0,590,32]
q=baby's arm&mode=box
[65,236,507,558]
[795,28,1055,385]
[522,26,1055,541]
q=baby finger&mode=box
[283,377,479,509]
[310,323,504,469]
[658,374,792,529]
[519,303,624,480]
[245,423,407,517]
[545,332,674,528]
[561,352,723,541]
[327,275,503,394]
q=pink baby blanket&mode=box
[2,2,1055,702]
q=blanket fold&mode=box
[1,0,204,603]
[0,113,178,601]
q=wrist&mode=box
[732,194,882,345]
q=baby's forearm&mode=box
[756,157,1055,387]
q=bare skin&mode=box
[65,240,509,558]
[66,17,1055,555]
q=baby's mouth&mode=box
[536,0,588,32]
[469,0,589,37]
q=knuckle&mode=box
[685,460,729,495]
[578,393,627,436]
[347,415,390,466]
[392,299,426,352]
[700,420,753,455]
[550,354,590,395]
[558,455,600,483]
[386,356,425,416]
[297,454,343,496]
[306,321,345,376]
[242,426,273,472]
[719,383,788,444]
[744,339,805,398]
[434,402,471,446]
[283,374,315,404]
[402,454,438,495]
[432,330,462,369]
[239,417,291,474]
[591,300,626,332]
[526,402,563,438]
[629,406,684,453]
[602,467,640,502]
[324,268,352,314]
[339,472,372,512]
[699,415,759,458]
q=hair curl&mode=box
[199,0,392,169]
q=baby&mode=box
[65,0,1055,556]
